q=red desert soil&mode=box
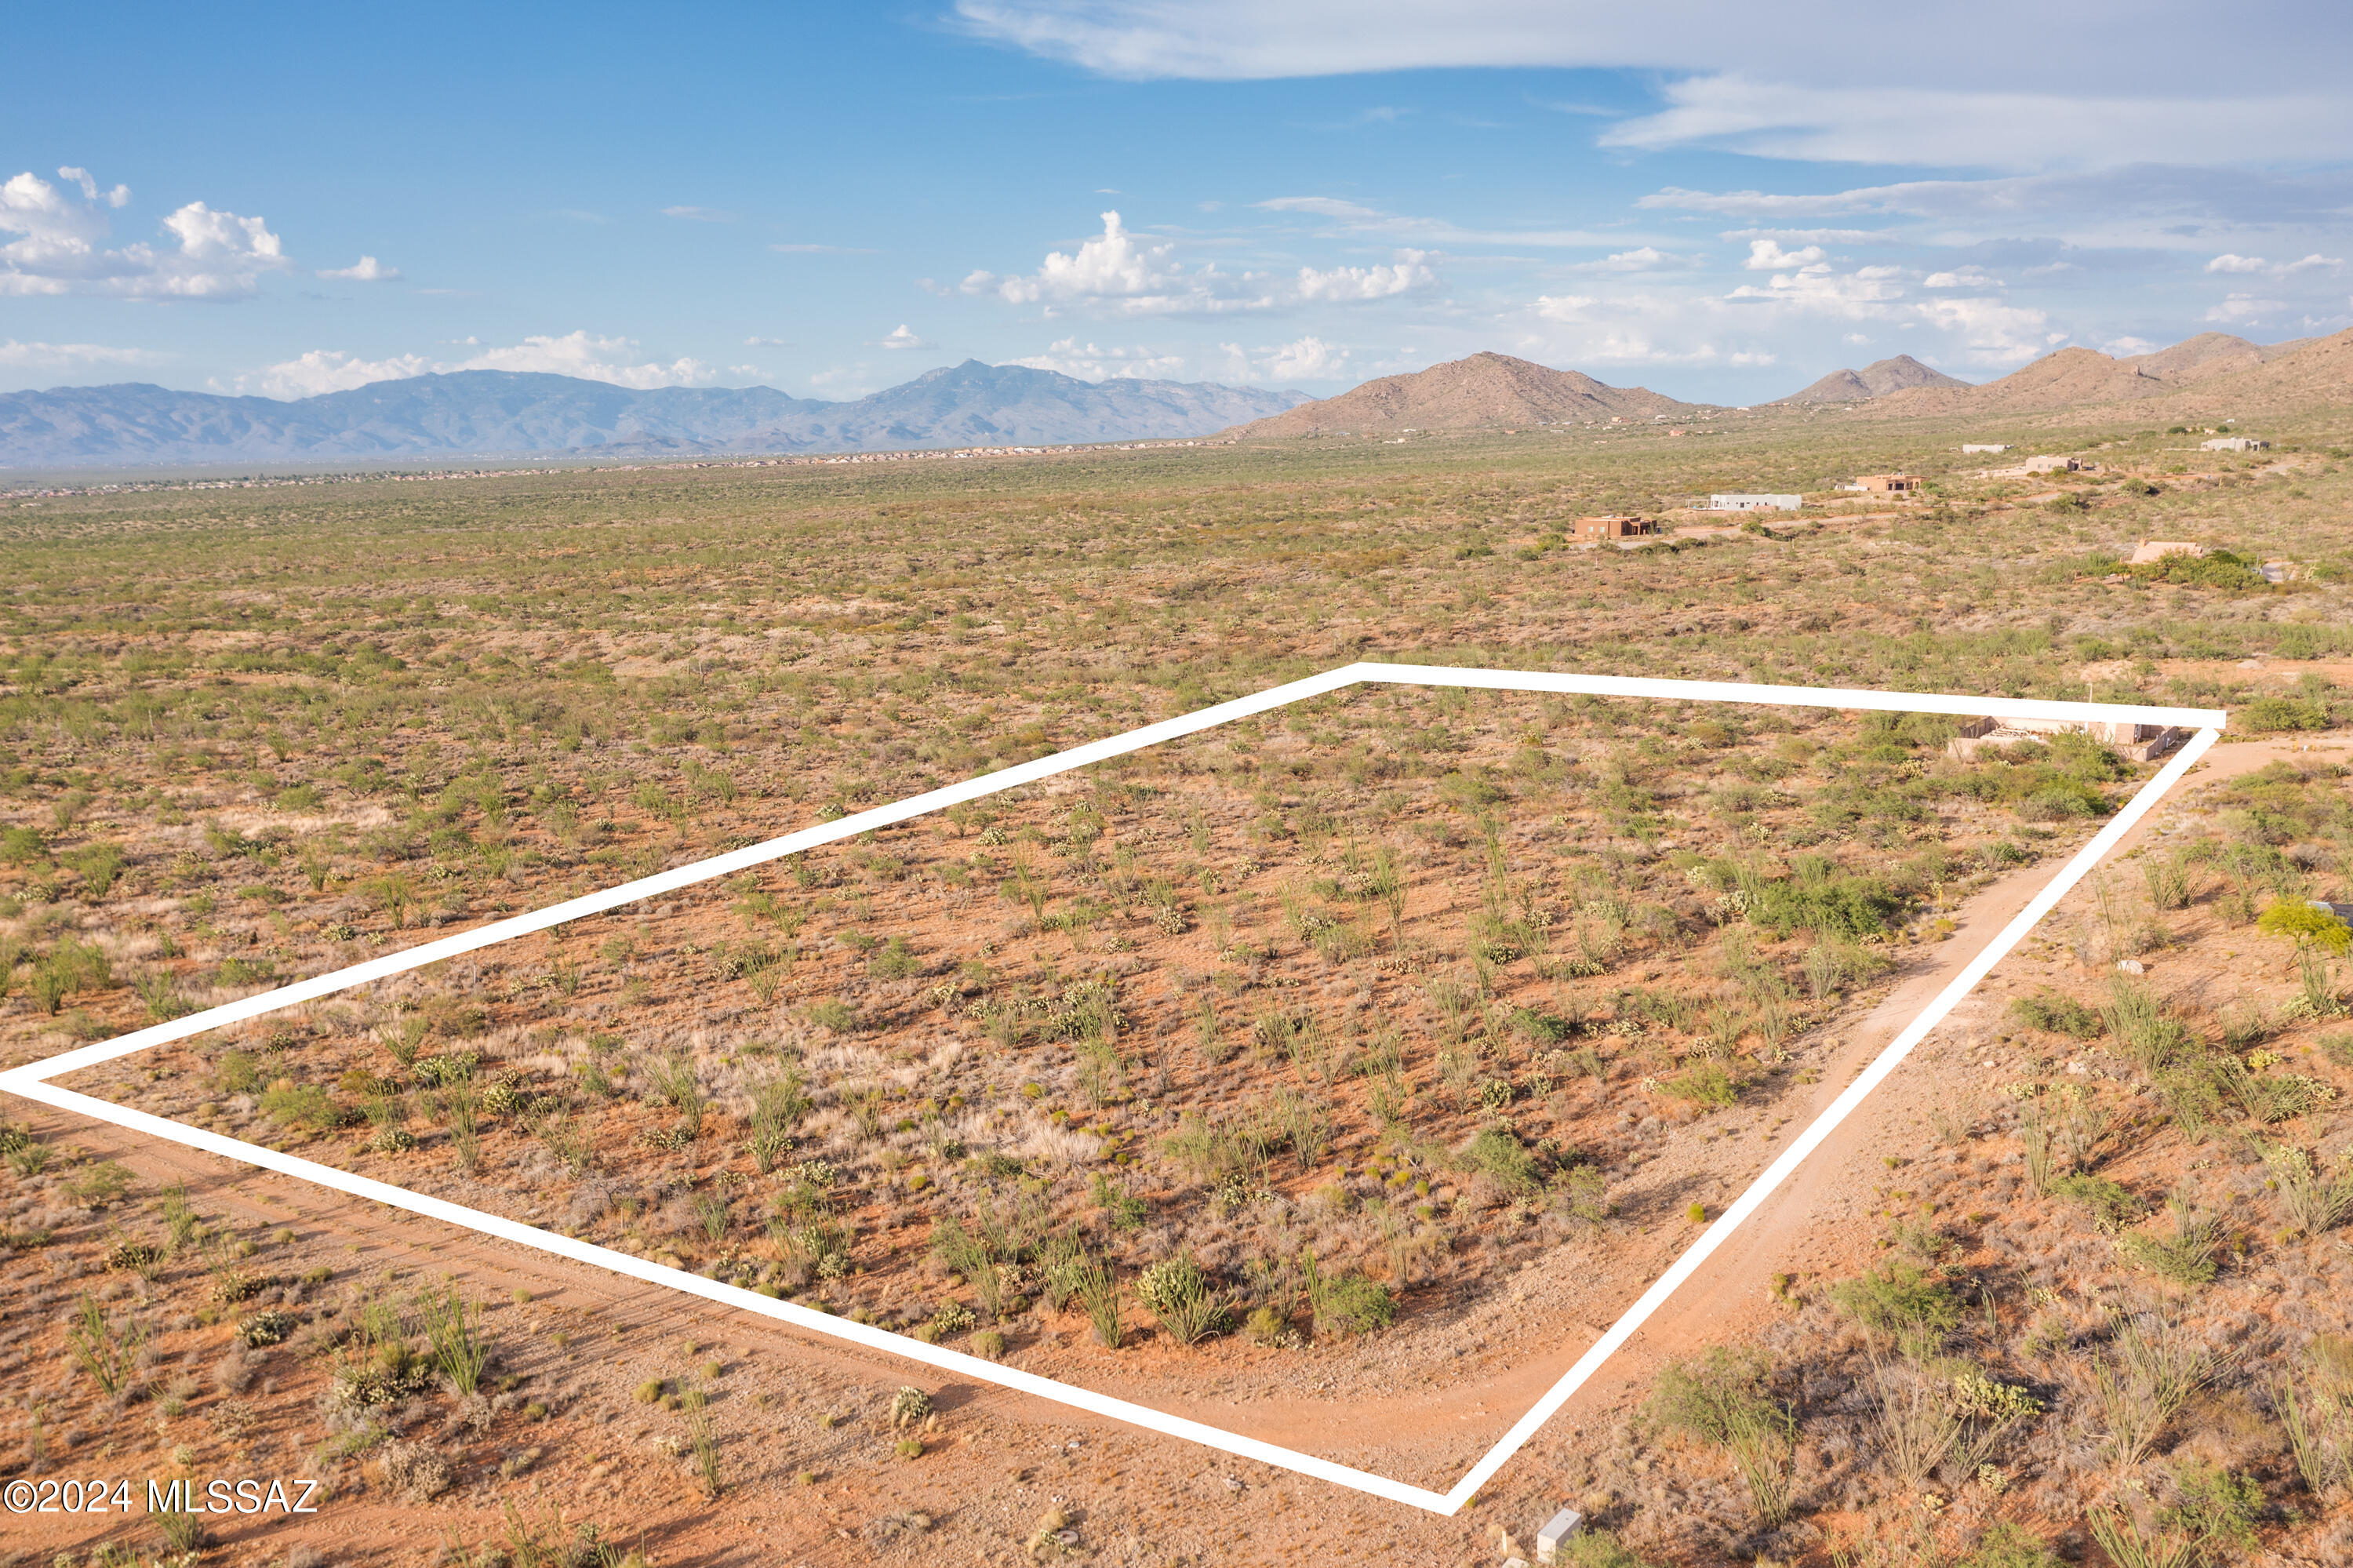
[16,734,2320,1567]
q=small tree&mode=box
[2258,899,2351,1015]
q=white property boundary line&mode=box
[0,664,2225,1515]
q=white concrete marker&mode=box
[0,662,2225,1517]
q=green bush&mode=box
[215,1050,261,1094]
[1558,1531,1662,1568]
[1831,1262,1959,1337]
[1460,1127,1542,1195]
[2048,1173,2144,1231]
[1660,1058,1739,1109]
[1302,1251,1395,1337]
[2009,991,2104,1038]
[2238,696,2328,734]
[1750,871,1900,938]
[806,999,859,1033]
[1957,1523,2062,1568]
[2129,548,2266,590]
[259,1081,336,1130]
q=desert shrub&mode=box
[259,1080,336,1130]
[806,999,858,1033]
[417,1284,493,1395]
[1660,1058,1739,1109]
[1300,1251,1395,1337]
[1558,1532,1660,1568]
[2268,1145,2353,1235]
[970,1330,1006,1360]
[1135,1254,1227,1346]
[1958,1523,2062,1568]
[1072,1253,1123,1348]
[2049,1173,2144,1231]
[2009,991,2103,1038]
[375,1439,454,1501]
[1751,871,1900,938]
[2128,548,2265,590]
[236,1309,297,1348]
[2238,696,2328,733]
[2093,1312,2211,1466]
[2258,897,2352,955]
[1833,1262,1959,1342]
[2115,1196,2223,1285]
[1460,1126,1541,1195]
[2103,980,2195,1072]
[1649,1344,1794,1526]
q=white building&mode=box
[1708,493,1802,511]
[2201,436,2270,452]
[1960,443,2011,454]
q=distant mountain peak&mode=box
[1782,355,1969,404]
[1226,351,1689,437]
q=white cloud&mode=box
[1911,297,2060,363]
[1922,267,2002,288]
[242,332,722,399]
[1718,227,1889,244]
[1213,335,1351,382]
[453,332,717,388]
[1532,294,1598,322]
[2205,252,2342,282]
[954,2,2352,169]
[1003,337,1190,379]
[1260,335,1348,380]
[1729,261,1907,315]
[2102,336,2162,355]
[1,169,289,300]
[1256,194,1630,249]
[744,335,792,347]
[1744,238,1824,271]
[55,166,127,207]
[318,255,401,282]
[242,349,435,398]
[0,338,168,373]
[967,210,1435,316]
[1602,75,2353,169]
[2205,293,2282,324]
[1293,250,1435,300]
[1573,246,1686,273]
[879,324,936,350]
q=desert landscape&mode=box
[5,335,2353,1567]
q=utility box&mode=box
[1537,1508,1586,1562]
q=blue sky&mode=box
[5,1,2350,404]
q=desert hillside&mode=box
[1864,330,2325,420]
[1227,351,1691,437]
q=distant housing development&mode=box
[1709,493,1802,511]
[2201,436,2270,452]
[1960,443,2012,454]
[1848,473,1922,493]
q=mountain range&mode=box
[1224,329,2352,440]
[0,361,1310,469]
[1857,331,2317,420]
